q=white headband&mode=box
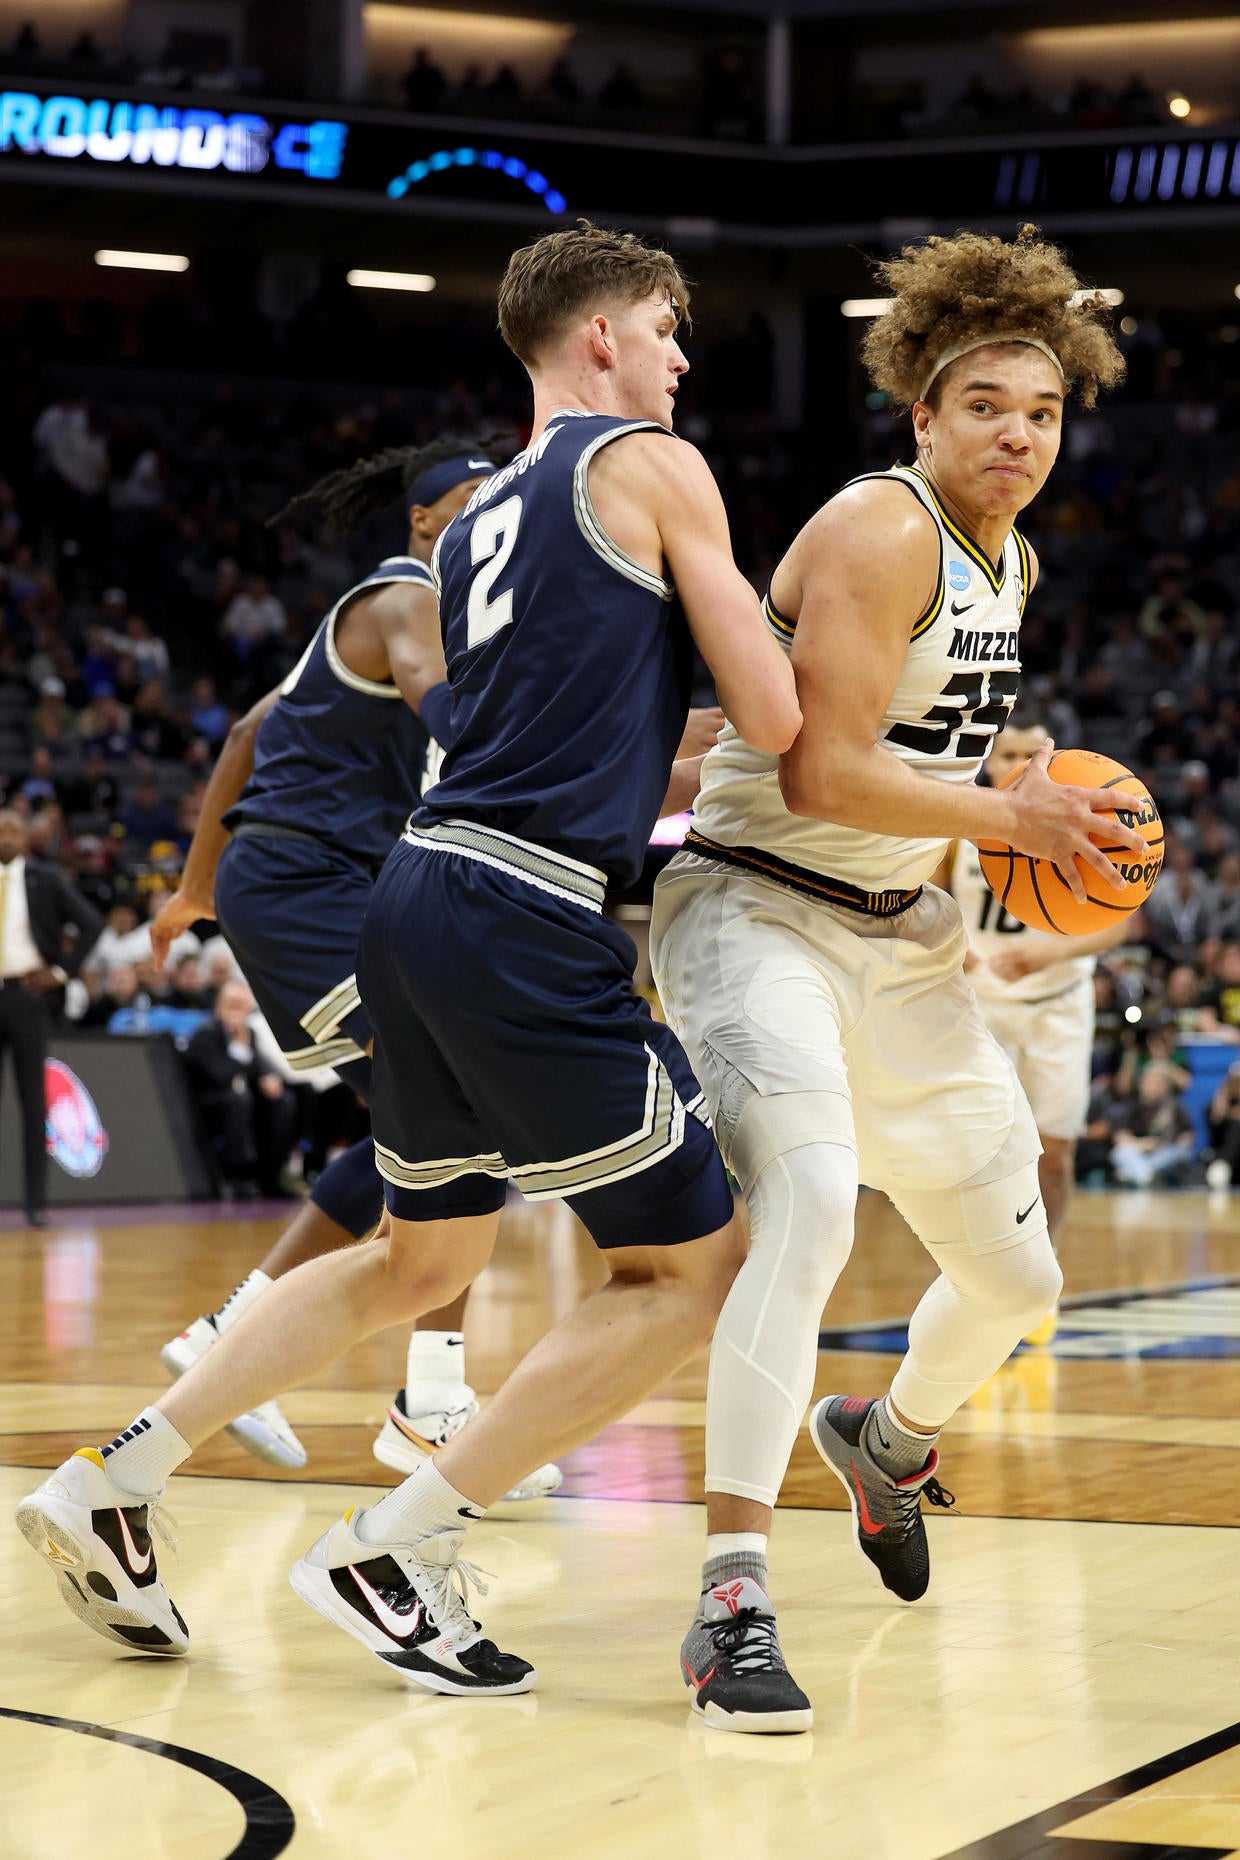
[920,333,1064,401]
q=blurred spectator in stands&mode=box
[1144,838,1214,965]
[1139,569,1207,646]
[1162,964,1217,1035]
[1207,1059,1240,1188]
[79,690,132,761]
[700,47,759,139]
[1117,73,1159,123]
[116,615,171,682]
[1209,854,1240,943]
[85,901,144,974]
[10,21,40,57]
[81,622,120,696]
[170,951,212,1010]
[221,573,286,664]
[62,752,119,828]
[185,980,295,1198]
[953,73,1001,121]
[539,57,582,111]
[1136,691,1194,768]
[599,61,644,113]
[119,776,178,849]
[453,64,487,113]
[486,63,523,106]
[402,47,446,113]
[69,836,121,916]
[68,31,103,65]
[19,748,63,812]
[0,480,23,558]
[1110,1063,1197,1187]
[131,682,186,762]
[1075,661,1127,727]
[1076,1076,1125,1183]
[28,804,65,862]
[1204,943,1240,1034]
[188,677,229,747]
[30,677,74,749]
[111,443,166,515]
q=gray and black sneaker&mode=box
[810,1395,955,1603]
[680,1574,813,1734]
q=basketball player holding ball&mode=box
[938,718,1159,1346]
[652,226,1151,1731]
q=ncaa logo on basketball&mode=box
[947,561,971,591]
[43,1060,108,1179]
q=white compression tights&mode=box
[706,1138,859,1507]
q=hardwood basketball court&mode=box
[4,1186,1240,1858]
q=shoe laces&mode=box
[412,1529,493,1639]
[891,1474,955,1538]
[146,1495,178,1559]
[705,1607,784,1675]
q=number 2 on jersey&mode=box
[466,494,522,650]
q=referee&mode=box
[0,809,103,1224]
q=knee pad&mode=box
[727,1085,855,1192]
[310,1136,384,1239]
[741,1140,859,1307]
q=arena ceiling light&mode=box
[94,249,189,272]
[1168,94,1192,119]
[840,298,893,318]
[346,268,436,293]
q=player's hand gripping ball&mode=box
[977,749,1163,935]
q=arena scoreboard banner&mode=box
[0,1033,215,1206]
[1,77,1239,236]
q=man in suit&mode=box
[184,980,295,1198]
[0,809,104,1224]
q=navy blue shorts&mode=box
[215,831,375,1098]
[356,823,733,1249]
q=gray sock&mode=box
[701,1549,768,1595]
[864,1395,938,1481]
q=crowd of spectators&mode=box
[2,287,1240,1196]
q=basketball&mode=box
[976,749,1164,935]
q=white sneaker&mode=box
[373,1388,563,1501]
[289,1506,535,1695]
[1206,1158,1232,1190]
[161,1315,307,1471]
[15,1449,188,1654]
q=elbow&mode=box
[747,700,802,760]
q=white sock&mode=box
[99,1408,191,1497]
[705,1532,768,1561]
[357,1458,484,1545]
[213,1269,273,1333]
[404,1329,467,1413]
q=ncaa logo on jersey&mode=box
[44,1060,108,1179]
[947,561,971,592]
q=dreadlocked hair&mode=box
[861,224,1125,411]
[267,428,515,534]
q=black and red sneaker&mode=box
[809,1395,954,1602]
[680,1574,812,1734]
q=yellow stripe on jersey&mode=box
[1013,528,1031,616]
[910,565,945,640]
[764,592,796,640]
[906,465,1007,595]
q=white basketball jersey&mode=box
[949,843,1094,1003]
[692,464,1030,894]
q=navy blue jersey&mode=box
[417,412,692,887]
[225,557,432,863]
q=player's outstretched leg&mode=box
[16,1432,188,1655]
[289,1494,534,1697]
[162,1137,384,1469]
[809,1394,954,1602]
[374,1314,564,1503]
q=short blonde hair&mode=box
[862,224,1124,410]
[498,219,691,365]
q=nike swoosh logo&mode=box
[349,1564,425,1640]
[681,1655,716,1694]
[467,458,492,470]
[851,1461,886,1536]
[115,1508,152,1576]
[1016,1201,1038,1224]
[950,600,976,616]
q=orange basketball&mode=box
[976,749,1163,936]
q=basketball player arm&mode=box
[367,581,450,720]
[646,442,801,755]
[778,490,1145,900]
[149,686,282,970]
[988,915,1131,981]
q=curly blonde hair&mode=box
[861,225,1124,410]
